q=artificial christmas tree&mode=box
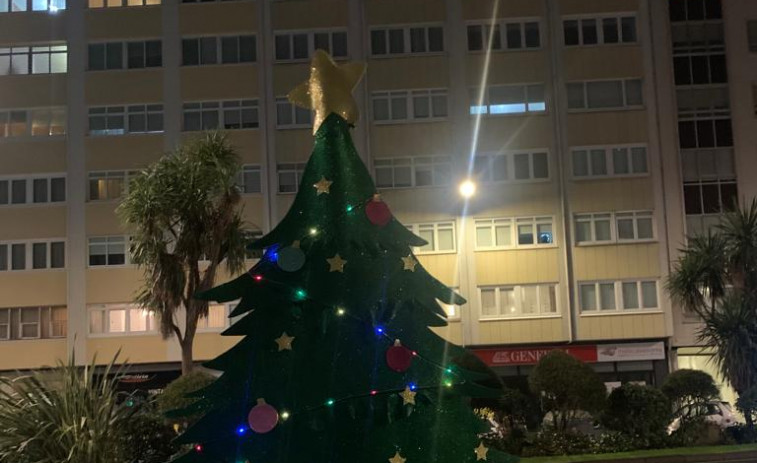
[172,50,516,463]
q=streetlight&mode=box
[458,179,476,198]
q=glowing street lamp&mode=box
[458,179,476,198]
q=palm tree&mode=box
[0,355,131,463]
[667,199,757,427]
[118,132,249,374]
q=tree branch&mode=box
[170,321,184,344]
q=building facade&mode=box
[0,0,752,392]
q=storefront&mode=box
[473,341,669,389]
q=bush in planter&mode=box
[601,383,671,448]
[156,370,215,428]
[520,430,595,457]
[662,369,719,421]
[528,350,606,432]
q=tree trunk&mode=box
[181,334,195,375]
[746,410,754,431]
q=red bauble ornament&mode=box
[248,398,279,434]
[386,340,413,373]
[365,194,392,227]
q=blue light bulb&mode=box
[236,426,246,435]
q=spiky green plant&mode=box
[0,354,132,463]
[667,199,757,428]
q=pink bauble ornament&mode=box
[386,340,413,373]
[248,398,279,434]
[366,194,392,227]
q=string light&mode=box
[309,228,318,236]
[236,426,246,435]
[294,289,307,300]
[325,399,335,407]
[408,382,417,391]
[336,307,346,316]
[445,367,453,374]
[194,444,203,453]
[374,326,384,335]
[280,410,290,420]
[253,274,263,282]
[444,380,453,388]
[370,390,378,395]
[345,204,353,212]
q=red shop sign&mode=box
[473,345,598,366]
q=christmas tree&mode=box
[172,50,516,463]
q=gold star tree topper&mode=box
[288,49,366,134]
[388,452,406,463]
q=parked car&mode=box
[667,400,739,434]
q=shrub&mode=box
[662,369,719,420]
[601,383,670,448]
[593,431,637,453]
[157,370,215,426]
[521,430,595,457]
[668,417,725,447]
[119,409,181,463]
[528,350,607,432]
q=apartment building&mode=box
[0,0,751,393]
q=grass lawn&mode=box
[521,443,757,463]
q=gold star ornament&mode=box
[401,255,418,272]
[388,451,406,463]
[326,253,347,272]
[474,442,489,461]
[399,386,416,405]
[313,176,333,195]
[287,49,366,134]
[274,332,295,351]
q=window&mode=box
[0,307,65,340]
[0,107,66,138]
[88,171,139,201]
[197,304,229,330]
[479,284,558,319]
[88,304,157,335]
[748,21,757,53]
[275,30,347,62]
[567,79,643,110]
[182,35,256,66]
[683,179,738,215]
[669,0,722,22]
[183,100,258,131]
[475,217,554,249]
[563,15,637,46]
[275,97,311,128]
[237,165,262,194]
[579,280,658,313]
[474,151,549,183]
[88,0,160,7]
[0,175,65,205]
[673,53,727,86]
[0,44,66,75]
[277,163,306,193]
[88,236,128,266]
[371,25,444,56]
[615,211,654,241]
[90,104,164,135]
[470,84,546,115]
[575,213,613,244]
[572,145,648,178]
[374,156,451,189]
[407,222,455,254]
[89,41,162,70]
[0,0,65,12]
[575,211,655,244]
[466,19,540,51]
[372,89,448,123]
[0,240,64,270]
[678,117,732,149]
